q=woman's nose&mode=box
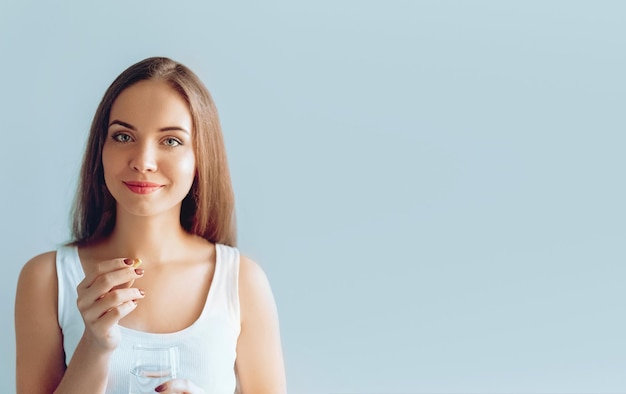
[129,144,157,173]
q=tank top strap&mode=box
[56,245,84,327]
[204,243,241,328]
[56,245,87,366]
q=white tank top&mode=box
[56,244,241,394]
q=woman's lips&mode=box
[123,181,164,194]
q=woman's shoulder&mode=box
[237,253,279,323]
[21,250,58,274]
[16,251,59,311]
[238,254,267,284]
[18,250,58,286]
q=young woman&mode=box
[15,57,286,394]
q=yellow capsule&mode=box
[131,258,142,268]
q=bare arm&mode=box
[15,252,66,393]
[15,252,145,393]
[235,256,287,394]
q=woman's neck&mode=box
[105,210,193,264]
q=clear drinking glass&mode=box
[129,345,179,394]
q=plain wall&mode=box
[2,1,626,393]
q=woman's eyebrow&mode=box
[108,119,136,130]
[108,120,189,135]
[159,126,190,135]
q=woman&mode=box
[15,57,286,393]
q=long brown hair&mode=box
[71,57,236,246]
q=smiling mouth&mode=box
[123,181,164,194]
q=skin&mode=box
[15,80,287,394]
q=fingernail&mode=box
[155,384,166,392]
[124,258,133,266]
[135,268,144,275]
[139,289,145,296]
[132,258,143,268]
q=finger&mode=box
[82,288,145,322]
[77,268,144,313]
[112,277,135,291]
[78,258,142,289]
[85,266,144,298]
[92,299,139,330]
[155,379,205,393]
[112,259,143,290]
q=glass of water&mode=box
[129,345,179,394]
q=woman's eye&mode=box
[164,137,182,147]
[112,133,132,143]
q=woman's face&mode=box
[102,80,195,219]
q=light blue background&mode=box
[1,1,625,393]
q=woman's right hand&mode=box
[76,258,145,351]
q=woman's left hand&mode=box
[154,379,206,393]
